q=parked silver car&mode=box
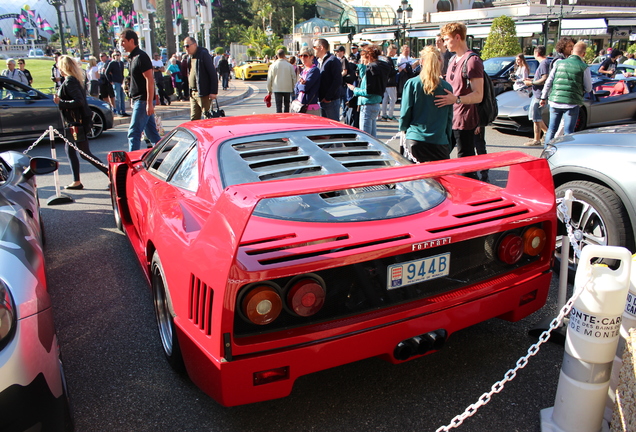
[542,125,636,271]
[0,151,73,431]
[494,77,636,133]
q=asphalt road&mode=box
[17,81,569,432]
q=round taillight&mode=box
[242,285,282,325]
[523,227,547,256]
[287,279,325,317]
[498,233,524,265]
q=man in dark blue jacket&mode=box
[314,38,343,121]
[184,37,218,120]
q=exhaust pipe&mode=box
[393,329,447,361]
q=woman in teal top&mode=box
[399,46,453,162]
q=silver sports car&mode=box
[0,151,73,431]
[542,125,636,272]
[493,77,636,133]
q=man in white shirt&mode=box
[151,52,170,105]
[267,49,297,113]
[397,45,412,73]
[1,59,28,85]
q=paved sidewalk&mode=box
[111,80,253,126]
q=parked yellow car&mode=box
[234,60,270,80]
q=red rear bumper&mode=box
[178,270,551,407]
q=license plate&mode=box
[387,252,450,290]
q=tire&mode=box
[555,180,634,276]
[87,109,105,139]
[110,182,123,232]
[151,251,185,372]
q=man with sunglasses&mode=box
[183,37,218,120]
[435,22,484,179]
[106,51,128,116]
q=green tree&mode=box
[627,43,636,55]
[481,15,522,60]
[215,47,225,54]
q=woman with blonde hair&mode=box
[86,56,100,96]
[54,55,108,189]
[399,46,453,162]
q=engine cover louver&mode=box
[189,275,214,336]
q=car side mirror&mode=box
[27,90,38,98]
[23,157,58,179]
[108,151,127,163]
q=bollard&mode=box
[541,245,632,432]
[606,254,636,424]
[46,126,73,205]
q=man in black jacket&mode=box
[184,37,218,120]
[313,38,342,121]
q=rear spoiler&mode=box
[199,151,554,280]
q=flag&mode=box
[18,9,29,25]
[174,0,183,26]
[13,19,23,35]
[40,18,55,34]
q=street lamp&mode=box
[47,0,67,54]
[396,0,412,47]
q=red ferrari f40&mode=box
[108,114,556,407]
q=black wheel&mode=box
[555,180,634,275]
[151,252,185,372]
[87,109,105,139]
[110,182,123,232]
[574,108,587,132]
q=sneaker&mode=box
[523,140,542,146]
[387,116,397,121]
[382,115,389,120]
[120,113,130,116]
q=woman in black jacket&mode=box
[54,55,108,189]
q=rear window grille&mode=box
[189,275,214,336]
[259,165,323,181]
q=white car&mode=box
[28,49,45,58]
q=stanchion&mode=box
[529,190,575,344]
[46,126,73,206]
[540,245,632,432]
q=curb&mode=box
[111,82,254,127]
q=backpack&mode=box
[460,52,498,127]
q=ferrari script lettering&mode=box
[412,237,451,251]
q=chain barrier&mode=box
[435,275,590,431]
[557,199,582,260]
[22,127,108,170]
[384,131,418,163]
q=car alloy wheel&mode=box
[555,180,634,276]
[151,251,185,372]
[88,110,104,139]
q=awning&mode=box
[407,28,440,39]
[321,34,348,46]
[357,31,396,41]
[607,18,636,27]
[561,18,607,36]
[466,26,492,38]
[515,22,543,37]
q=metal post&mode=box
[46,126,73,205]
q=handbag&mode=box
[65,123,86,142]
[290,99,307,114]
[203,99,225,119]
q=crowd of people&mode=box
[1,23,628,190]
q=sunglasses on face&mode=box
[299,54,310,58]
[184,44,190,48]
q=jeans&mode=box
[359,103,381,137]
[320,100,340,121]
[65,139,108,182]
[544,105,580,145]
[127,100,161,152]
[112,82,126,115]
[274,92,291,113]
[221,73,229,90]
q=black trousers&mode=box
[65,139,108,182]
[452,128,478,179]
[274,92,291,113]
[408,139,451,163]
